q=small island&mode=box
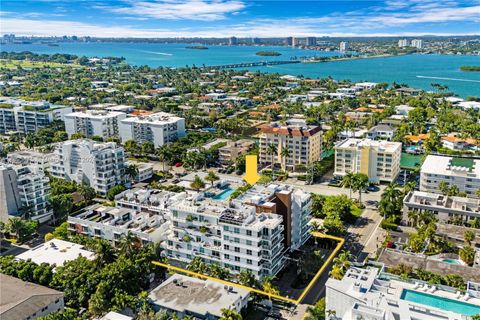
[460,66,480,72]
[256,51,282,56]
[185,46,209,50]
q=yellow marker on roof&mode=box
[243,155,260,185]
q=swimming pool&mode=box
[212,188,235,201]
[442,259,461,265]
[401,289,480,316]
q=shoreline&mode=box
[302,53,407,64]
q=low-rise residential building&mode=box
[366,124,395,140]
[403,191,480,224]
[149,274,249,319]
[420,155,480,198]
[0,164,52,223]
[16,239,95,268]
[258,119,322,171]
[326,266,480,320]
[133,162,154,182]
[7,150,54,168]
[49,140,126,196]
[0,274,65,320]
[68,203,170,246]
[0,97,72,134]
[334,138,402,183]
[64,110,126,139]
[119,112,186,147]
[218,139,255,165]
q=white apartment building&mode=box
[0,164,52,223]
[403,191,480,224]
[16,239,95,269]
[119,112,186,147]
[50,140,126,196]
[235,184,312,251]
[0,98,72,134]
[334,138,402,183]
[411,39,423,49]
[64,110,126,140]
[149,274,249,319]
[68,203,171,246]
[7,150,54,169]
[258,119,322,171]
[326,266,480,320]
[420,155,480,198]
[165,193,285,279]
[398,39,409,47]
[339,41,348,52]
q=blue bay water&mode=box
[1,42,479,97]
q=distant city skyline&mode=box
[1,0,479,38]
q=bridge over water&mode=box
[208,60,302,69]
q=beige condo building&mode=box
[258,119,322,171]
[334,138,402,183]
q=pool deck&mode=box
[388,279,480,306]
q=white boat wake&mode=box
[416,75,480,83]
[140,50,173,56]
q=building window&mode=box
[235,256,240,262]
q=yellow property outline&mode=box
[152,232,344,305]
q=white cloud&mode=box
[99,0,246,21]
[1,17,478,38]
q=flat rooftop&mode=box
[335,138,401,153]
[16,239,94,268]
[149,273,249,318]
[65,110,124,119]
[258,119,321,137]
[121,111,183,124]
[421,155,480,177]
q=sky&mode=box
[1,0,479,38]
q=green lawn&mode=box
[0,59,82,69]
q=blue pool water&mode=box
[212,188,235,201]
[401,289,480,316]
[442,259,461,265]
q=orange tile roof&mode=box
[259,104,281,110]
[130,110,153,116]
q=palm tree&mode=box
[352,173,369,204]
[187,257,208,274]
[266,143,278,179]
[470,218,480,229]
[118,231,139,256]
[333,250,352,274]
[94,239,115,267]
[403,181,416,195]
[78,183,96,202]
[220,308,242,320]
[280,147,291,171]
[341,172,355,198]
[407,210,419,227]
[464,230,475,246]
[125,164,139,182]
[237,270,256,287]
[459,245,475,266]
[205,171,219,187]
[190,175,205,191]
[156,145,170,171]
[261,276,280,296]
[7,217,24,241]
